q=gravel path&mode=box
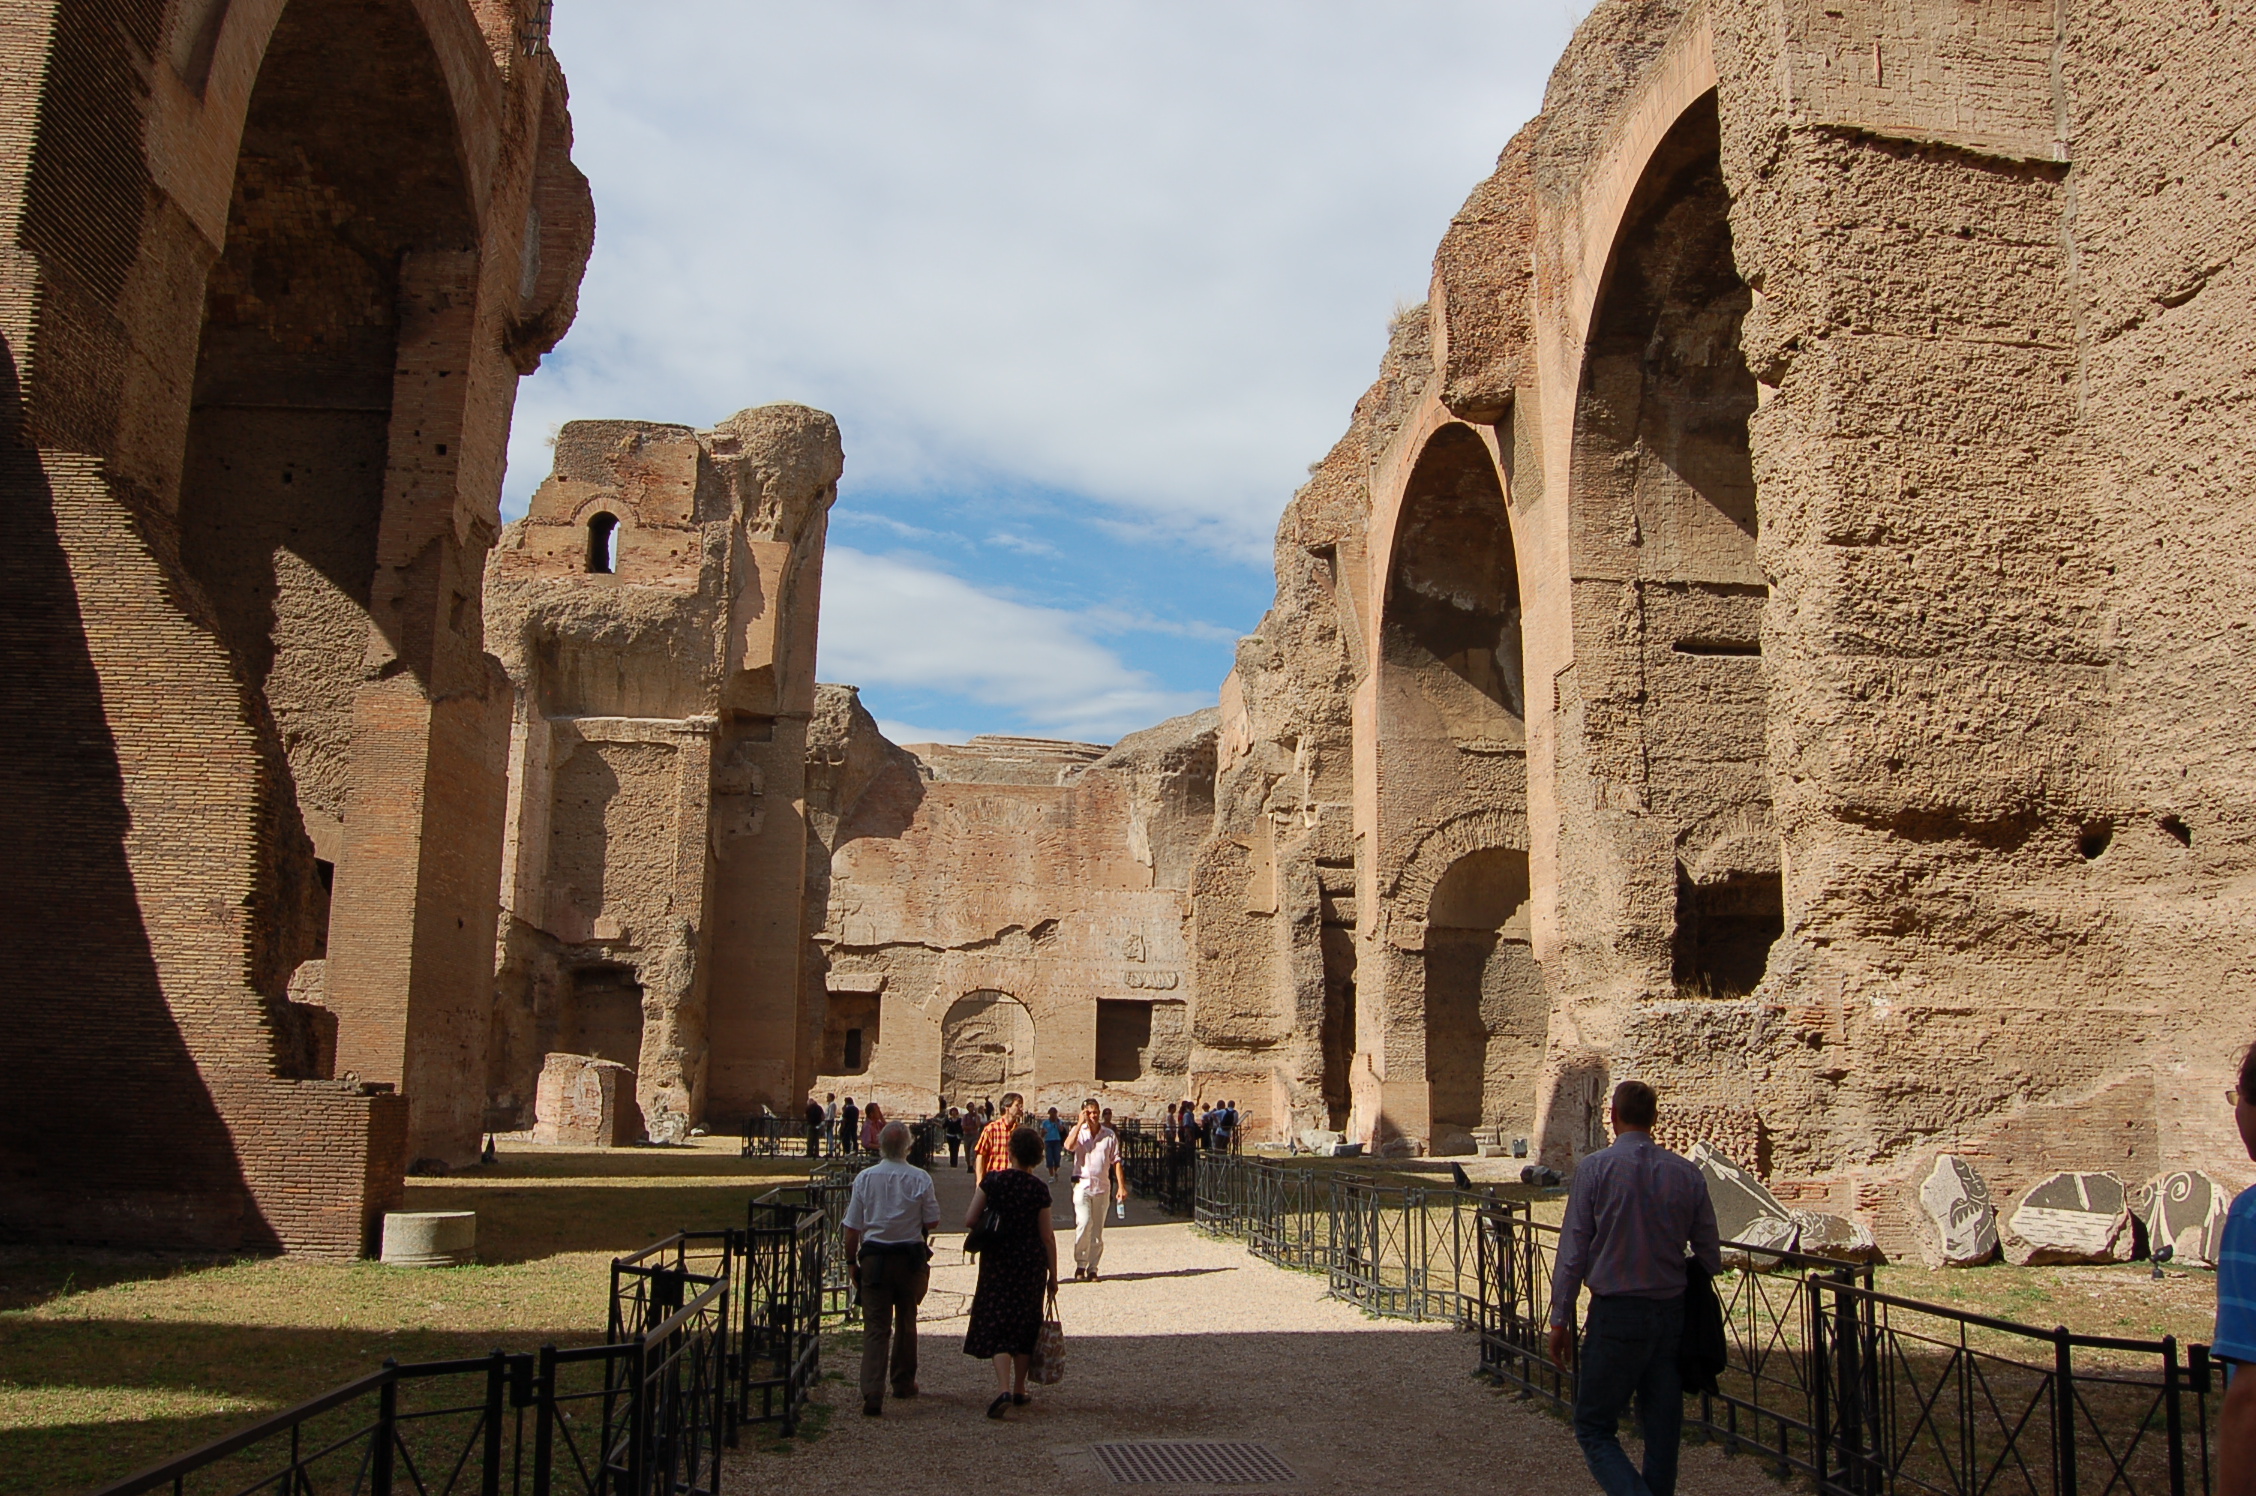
[729,1161,1775,1496]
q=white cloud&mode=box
[986,532,1061,559]
[817,548,1209,741]
[1081,606,1244,645]
[510,1,1586,554]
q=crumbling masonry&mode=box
[1,0,591,1254]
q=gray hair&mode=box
[877,1120,912,1160]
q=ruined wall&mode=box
[805,692,1221,1125]
[486,404,840,1141]
[1198,0,2256,1234]
[0,0,588,1252]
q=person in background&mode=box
[962,1125,1057,1419]
[839,1096,860,1156]
[804,1095,825,1158]
[2214,1042,2256,1496]
[1200,1103,1217,1149]
[1214,1101,1234,1153]
[861,1100,886,1152]
[1546,1080,1723,1496]
[943,1107,965,1170]
[1065,1098,1127,1282]
[824,1093,840,1156]
[983,1098,996,1124]
[1041,1106,1067,1180]
[973,1093,1025,1187]
[1163,1102,1180,1146]
[843,1120,941,1417]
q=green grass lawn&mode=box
[0,1141,808,1496]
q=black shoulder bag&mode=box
[963,1203,1003,1256]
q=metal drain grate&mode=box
[1091,1442,1297,1485]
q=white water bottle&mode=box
[1115,1198,1126,1222]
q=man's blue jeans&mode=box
[1572,1292,1686,1496]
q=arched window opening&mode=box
[1383,424,1524,733]
[586,512,618,574]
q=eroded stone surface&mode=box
[2137,1171,2235,1268]
[1919,1156,2000,1267]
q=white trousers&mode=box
[1072,1181,1110,1272]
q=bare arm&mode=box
[1112,1153,1128,1202]
[963,1184,989,1233]
[1039,1205,1059,1287]
[2223,1368,2256,1496]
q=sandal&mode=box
[1012,1392,1030,1405]
[987,1393,1011,1420]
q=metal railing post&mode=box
[482,1350,506,1496]
[372,1367,397,1496]
[531,1345,557,1496]
[2164,1337,2186,1496]
[2056,1327,2079,1496]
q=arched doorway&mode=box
[1423,847,1545,1154]
[940,991,1035,1101]
[1572,90,1781,999]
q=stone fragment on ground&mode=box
[2136,1170,2235,1268]
[2003,1172,2135,1266]
[1918,1154,1999,1266]
[1793,1210,1882,1265]
[1688,1141,1798,1266]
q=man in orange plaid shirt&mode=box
[972,1093,1025,1186]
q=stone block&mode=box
[381,1211,476,1267]
[1690,1141,1800,1268]
[533,1053,639,1147]
[1794,1210,1882,1265]
[2135,1170,2234,1268]
[1918,1154,1999,1267]
[2003,1172,2134,1266]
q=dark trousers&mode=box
[1572,1292,1686,1496]
[857,1247,930,1404]
[946,1138,961,1166]
[805,1124,820,1158]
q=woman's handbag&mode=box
[1029,1289,1066,1385]
[963,1204,1002,1256]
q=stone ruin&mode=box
[484,407,841,1147]
[6,0,2252,1260]
[2,0,592,1254]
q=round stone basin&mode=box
[380,1210,477,1267]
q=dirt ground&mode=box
[736,1159,1778,1496]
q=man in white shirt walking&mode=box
[842,1120,941,1416]
[1064,1099,1126,1282]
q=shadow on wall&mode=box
[0,339,275,1253]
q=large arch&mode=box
[1565,88,1781,1001]
[1354,418,1542,1154]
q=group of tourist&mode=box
[1163,1098,1242,1153]
[802,1092,892,1157]
[835,1091,1132,1422]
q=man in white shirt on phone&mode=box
[1065,1099,1126,1281]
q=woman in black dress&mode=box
[962,1125,1058,1418]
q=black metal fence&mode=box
[1159,1153,2222,1496]
[95,1152,878,1494]
[96,1282,731,1496]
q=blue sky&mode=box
[506,2,1587,744]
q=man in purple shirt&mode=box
[1546,1080,1723,1496]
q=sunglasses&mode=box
[2232,1089,2246,1108]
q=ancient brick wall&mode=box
[1195,0,2256,1227]
[805,691,1222,1128]
[0,0,588,1253]
[487,406,840,1142]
